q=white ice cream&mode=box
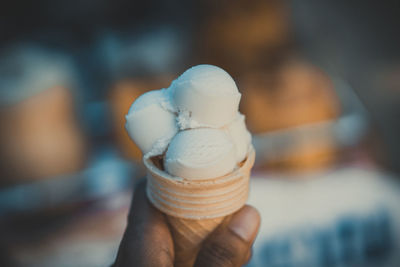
[125,89,177,156]
[170,65,241,129]
[125,64,252,180]
[165,128,237,180]
[226,113,252,163]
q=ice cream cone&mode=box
[144,146,255,267]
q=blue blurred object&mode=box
[0,147,135,216]
[247,169,400,267]
[0,44,77,106]
[98,27,187,81]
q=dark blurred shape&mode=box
[0,0,194,46]
[290,0,400,173]
[194,0,291,76]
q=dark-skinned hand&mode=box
[113,179,261,267]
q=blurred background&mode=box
[1,0,400,266]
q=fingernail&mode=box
[228,206,260,242]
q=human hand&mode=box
[113,179,261,267]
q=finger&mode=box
[113,179,174,267]
[195,205,261,267]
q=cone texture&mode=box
[144,146,255,266]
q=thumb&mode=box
[194,205,261,267]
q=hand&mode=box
[113,179,261,267]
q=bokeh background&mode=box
[1,0,400,266]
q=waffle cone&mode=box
[144,146,255,267]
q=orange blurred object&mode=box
[240,60,341,171]
[0,86,87,185]
[241,60,339,133]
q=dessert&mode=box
[164,128,237,180]
[125,64,254,266]
[108,76,173,161]
[171,64,241,128]
[125,89,177,155]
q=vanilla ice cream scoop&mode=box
[165,128,237,180]
[171,65,241,129]
[125,89,177,156]
[226,113,252,163]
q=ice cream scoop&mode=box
[164,128,237,180]
[171,65,241,129]
[125,89,177,155]
[226,113,252,163]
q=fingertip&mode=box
[242,205,261,222]
[244,205,261,227]
[194,205,260,267]
[228,205,261,244]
